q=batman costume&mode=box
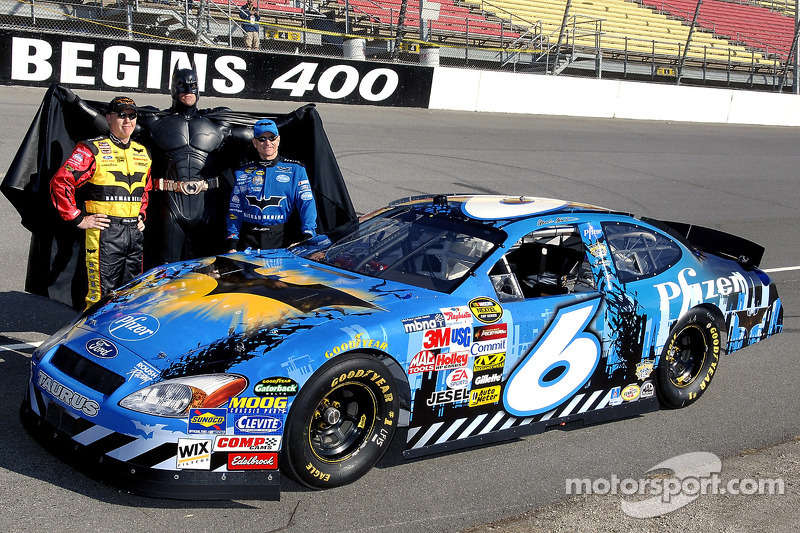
[138,69,250,263]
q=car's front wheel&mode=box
[656,307,723,408]
[281,353,398,489]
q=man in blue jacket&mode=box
[227,119,317,252]
[240,0,261,50]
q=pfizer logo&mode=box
[108,313,160,341]
[85,338,118,359]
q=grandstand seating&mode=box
[211,0,304,16]
[463,0,772,64]
[641,0,796,59]
[335,0,520,39]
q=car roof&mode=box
[388,194,628,221]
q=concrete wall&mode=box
[428,66,800,126]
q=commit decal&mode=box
[0,29,434,107]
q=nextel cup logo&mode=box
[108,314,160,341]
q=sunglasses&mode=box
[255,135,278,143]
[116,112,138,120]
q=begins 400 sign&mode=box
[0,29,433,107]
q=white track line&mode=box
[763,266,800,273]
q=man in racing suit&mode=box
[227,119,317,251]
[139,68,249,263]
[50,96,152,308]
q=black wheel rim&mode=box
[308,382,377,462]
[666,325,708,387]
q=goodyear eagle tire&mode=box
[656,307,722,409]
[281,353,398,489]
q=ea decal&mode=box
[85,338,118,358]
[254,377,299,397]
[446,367,473,389]
[108,313,159,341]
[468,297,503,324]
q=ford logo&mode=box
[85,338,118,359]
[108,313,160,341]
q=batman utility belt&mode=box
[154,177,219,195]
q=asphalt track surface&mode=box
[0,86,798,532]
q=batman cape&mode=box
[1,83,357,309]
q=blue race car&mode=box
[21,195,783,499]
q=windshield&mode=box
[299,206,504,292]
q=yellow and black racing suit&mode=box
[50,134,152,307]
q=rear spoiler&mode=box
[641,217,765,268]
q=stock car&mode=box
[21,195,783,499]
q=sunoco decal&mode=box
[188,408,227,434]
[468,297,503,324]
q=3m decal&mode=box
[503,298,601,417]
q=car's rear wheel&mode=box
[281,353,398,489]
[656,307,722,408]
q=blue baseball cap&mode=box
[254,119,279,137]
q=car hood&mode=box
[73,251,420,375]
